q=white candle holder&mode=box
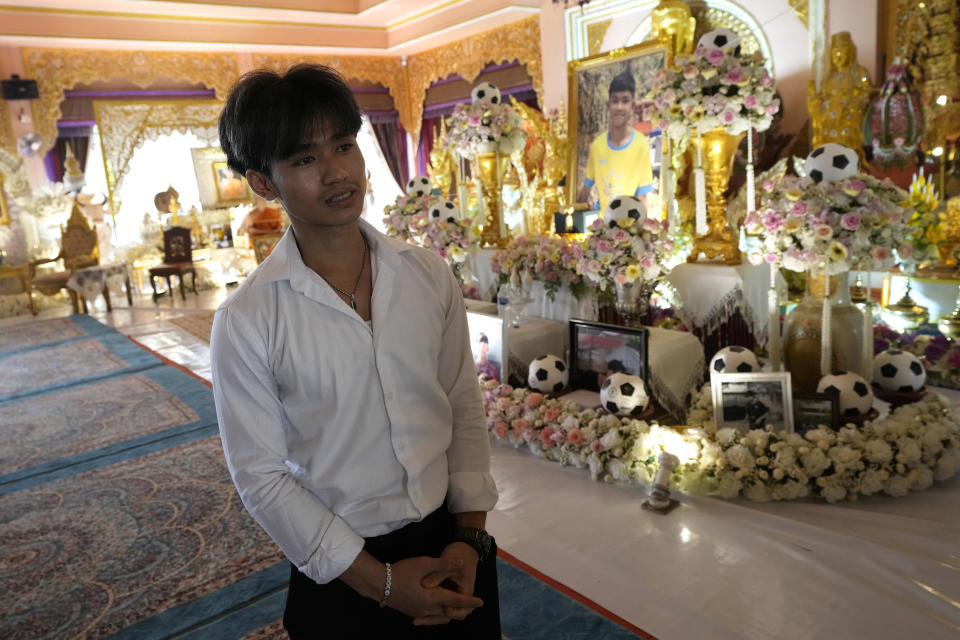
[642,451,680,514]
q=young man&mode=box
[577,71,654,213]
[212,64,500,638]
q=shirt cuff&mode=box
[446,471,499,513]
[635,183,654,195]
[299,514,365,584]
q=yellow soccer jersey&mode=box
[584,130,654,212]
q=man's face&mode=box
[607,90,635,129]
[252,122,366,230]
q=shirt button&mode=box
[396,442,405,451]
[386,392,395,400]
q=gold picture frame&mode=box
[567,41,670,211]
[211,160,249,205]
[0,173,10,225]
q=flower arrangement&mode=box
[490,234,585,301]
[420,215,479,271]
[481,379,960,503]
[745,173,912,274]
[382,192,436,242]
[443,100,526,158]
[874,323,960,389]
[900,171,942,272]
[575,216,674,293]
[648,46,780,143]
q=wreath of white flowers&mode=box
[482,380,960,504]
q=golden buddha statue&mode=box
[808,32,873,155]
[649,0,697,54]
[428,119,456,198]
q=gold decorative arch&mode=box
[23,49,238,157]
[406,15,544,140]
[252,54,414,138]
[92,99,224,215]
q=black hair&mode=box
[478,333,489,344]
[218,64,363,177]
[606,359,627,374]
[609,72,636,97]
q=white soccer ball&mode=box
[804,143,859,184]
[817,370,874,417]
[600,372,649,417]
[710,346,761,374]
[429,200,459,221]
[527,354,569,394]
[471,82,501,105]
[604,195,646,227]
[697,28,740,52]
[405,175,432,197]
[872,349,926,392]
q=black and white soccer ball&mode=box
[604,195,645,227]
[710,345,761,374]
[872,349,926,392]
[600,372,649,416]
[804,143,859,184]
[528,354,568,393]
[471,82,501,105]
[817,370,874,417]
[697,28,740,52]
[405,175,432,197]
[429,200,459,221]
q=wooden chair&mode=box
[29,204,99,313]
[148,226,197,302]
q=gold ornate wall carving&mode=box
[0,60,14,157]
[587,19,613,56]
[788,0,809,28]
[406,15,543,140]
[93,100,223,215]
[252,54,414,137]
[23,49,238,157]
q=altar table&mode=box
[66,263,133,313]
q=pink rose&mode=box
[744,212,761,229]
[840,213,861,231]
[492,421,509,439]
[683,65,698,79]
[590,439,604,452]
[550,430,566,445]
[815,225,834,239]
[498,384,514,396]
[708,49,725,65]
[871,246,891,262]
[468,115,481,126]
[898,243,914,260]
[614,272,628,285]
[508,405,523,417]
[566,428,584,445]
[496,397,512,411]
[766,102,780,115]
[539,426,556,446]
[543,407,561,422]
[511,418,530,433]
[525,392,544,409]
[765,253,779,264]
[721,110,736,124]
[792,201,808,216]
[743,95,759,109]
[643,218,660,232]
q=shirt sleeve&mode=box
[211,305,364,584]
[433,260,499,514]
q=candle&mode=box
[768,263,780,371]
[820,271,832,377]
[746,128,756,215]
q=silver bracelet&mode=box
[378,562,392,608]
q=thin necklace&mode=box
[319,236,368,312]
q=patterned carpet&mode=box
[169,310,216,344]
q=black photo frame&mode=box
[569,318,649,392]
[792,391,839,436]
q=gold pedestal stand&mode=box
[687,128,742,265]
[475,151,511,249]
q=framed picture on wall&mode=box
[569,318,648,392]
[711,372,794,434]
[567,41,669,211]
[466,311,505,384]
[211,160,249,205]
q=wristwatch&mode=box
[453,526,492,562]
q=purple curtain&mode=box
[369,114,409,189]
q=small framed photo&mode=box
[569,318,648,392]
[792,391,839,436]
[466,310,505,383]
[212,160,249,204]
[711,372,794,433]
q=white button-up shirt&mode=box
[211,220,497,585]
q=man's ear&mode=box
[246,169,279,202]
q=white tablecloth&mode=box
[66,263,130,302]
[666,261,772,341]
[488,439,960,640]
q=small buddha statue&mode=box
[807,32,874,157]
[428,119,456,198]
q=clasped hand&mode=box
[388,542,481,626]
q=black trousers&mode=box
[283,507,501,639]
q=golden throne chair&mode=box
[29,204,100,313]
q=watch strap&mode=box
[453,526,491,562]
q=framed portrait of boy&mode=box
[466,310,505,384]
[569,318,648,392]
[567,41,669,212]
[792,391,839,436]
[711,371,793,433]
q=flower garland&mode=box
[745,173,912,275]
[443,100,526,159]
[482,380,960,504]
[490,234,586,301]
[575,216,674,293]
[649,46,779,144]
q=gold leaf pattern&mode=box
[23,49,238,156]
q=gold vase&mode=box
[782,271,864,392]
[475,151,511,248]
[686,127,742,265]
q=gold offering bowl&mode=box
[881,290,929,333]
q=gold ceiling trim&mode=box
[252,53,414,136]
[787,0,808,29]
[406,15,543,140]
[23,48,238,157]
[93,99,224,215]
